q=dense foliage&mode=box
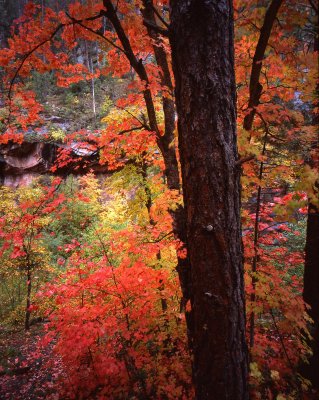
[0,0,318,399]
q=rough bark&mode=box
[301,15,319,387]
[169,1,248,399]
[303,199,319,388]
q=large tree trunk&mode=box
[303,199,319,389]
[302,19,319,388]
[302,25,319,385]
[169,1,248,399]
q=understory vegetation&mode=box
[0,0,318,399]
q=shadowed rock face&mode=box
[0,142,55,187]
[3,173,41,188]
[4,143,49,169]
[0,140,107,188]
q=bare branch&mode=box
[65,12,126,54]
[117,125,146,135]
[308,0,319,14]
[235,154,256,167]
[114,104,150,130]
[143,231,174,243]
[150,3,170,28]
[143,19,169,36]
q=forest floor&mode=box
[0,323,63,400]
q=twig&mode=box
[8,23,64,101]
[269,309,296,372]
[143,230,174,243]
[65,12,126,54]
[143,19,169,36]
[150,3,170,28]
[235,154,256,166]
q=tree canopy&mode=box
[0,1,318,399]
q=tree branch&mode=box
[308,0,319,14]
[114,104,150,130]
[143,231,174,243]
[8,11,107,101]
[8,23,64,101]
[141,0,180,190]
[65,12,126,54]
[150,3,170,28]
[235,154,256,166]
[102,1,160,138]
[243,0,284,131]
[143,19,169,36]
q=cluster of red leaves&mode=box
[0,0,317,398]
[243,194,310,395]
[0,179,65,259]
[41,232,193,400]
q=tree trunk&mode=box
[243,0,284,132]
[302,27,319,383]
[169,1,248,399]
[25,264,32,331]
[303,199,319,389]
[103,0,194,350]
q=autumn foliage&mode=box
[0,0,318,399]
